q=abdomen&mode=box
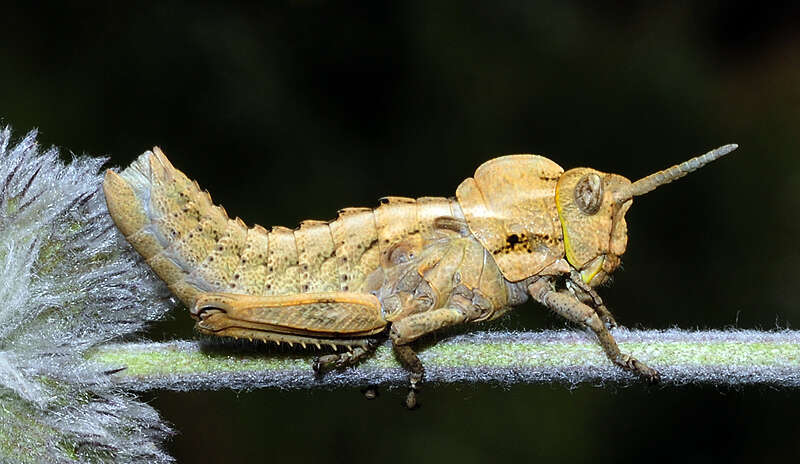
[103,148,465,307]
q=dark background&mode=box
[2,1,799,462]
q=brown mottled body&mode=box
[104,144,736,407]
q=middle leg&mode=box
[390,307,470,408]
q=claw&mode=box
[615,354,660,383]
[404,388,419,410]
[361,386,379,400]
[313,353,338,373]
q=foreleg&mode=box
[528,279,659,381]
[567,270,617,328]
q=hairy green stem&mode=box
[88,329,800,391]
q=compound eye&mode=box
[574,173,603,215]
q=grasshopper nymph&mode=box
[104,144,736,407]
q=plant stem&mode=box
[88,329,800,391]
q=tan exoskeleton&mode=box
[103,144,736,408]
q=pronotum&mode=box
[103,144,736,408]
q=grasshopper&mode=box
[103,144,736,407]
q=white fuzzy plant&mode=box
[0,128,173,463]
[0,127,797,463]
